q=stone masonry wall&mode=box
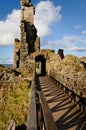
[13,39,20,68]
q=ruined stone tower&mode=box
[13,0,40,68]
[13,0,64,76]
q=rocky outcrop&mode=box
[80,56,86,68]
[47,54,86,79]
[48,54,86,96]
[0,65,21,82]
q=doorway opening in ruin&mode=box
[35,54,46,76]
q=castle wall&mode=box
[13,39,20,68]
[35,37,40,52]
[20,0,35,30]
[14,0,40,68]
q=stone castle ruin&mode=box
[13,0,64,75]
[14,0,40,68]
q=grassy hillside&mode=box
[0,79,31,129]
[0,65,31,129]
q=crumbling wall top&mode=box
[21,0,32,6]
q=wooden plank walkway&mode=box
[38,76,86,130]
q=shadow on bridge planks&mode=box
[36,75,57,130]
[55,105,86,130]
[39,76,86,130]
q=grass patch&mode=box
[0,79,31,129]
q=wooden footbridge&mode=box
[27,70,86,130]
[12,0,86,129]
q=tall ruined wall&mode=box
[35,37,40,52]
[20,0,34,24]
[13,39,20,68]
[20,0,40,68]
[14,0,40,69]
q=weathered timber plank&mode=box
[27,81,37,130]
[38,91,57,130]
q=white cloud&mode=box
[82,30,86,35]
[74,24,82,29]
[63,35,79,44]
[0,9,20,46]
[0,57,13,64]
[34,1,62,37]
[62,35,86,50]
[0,1,62,46]
[44,35,86,51]
[67,46,86,51]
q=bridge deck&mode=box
[38,76,86,130]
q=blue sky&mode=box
[0,0,86,64]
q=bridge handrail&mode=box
[27,69,57,130]
[38,91,57,130]
[50,70,86,98]
[27,70,37,130]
